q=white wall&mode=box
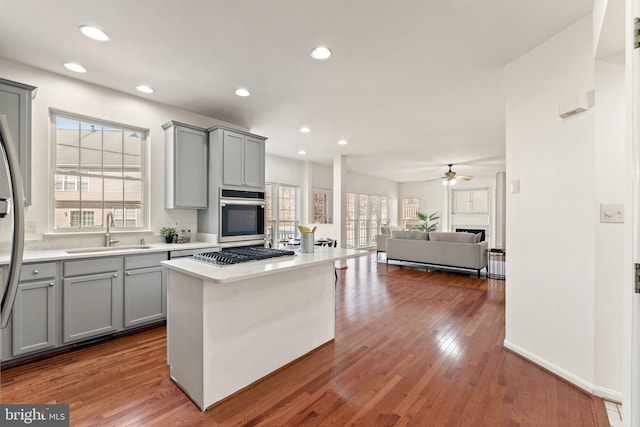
[265,153,304,185]
[398,180,446,230]
[0,57,247,248]
[504,14,626,400]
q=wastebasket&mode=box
[487,249,505,280]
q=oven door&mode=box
[219,198,265,242]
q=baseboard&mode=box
[503,340,622,402]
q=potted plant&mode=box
[160,227,177,243]
[413,212,440,232]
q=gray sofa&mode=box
[376,225,403,253]
[386,231,488,277]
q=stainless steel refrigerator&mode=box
[0,114,25,331]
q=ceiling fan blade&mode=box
[455,175,472,181]
[425,176,447,182]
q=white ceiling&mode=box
[0,0,593,182]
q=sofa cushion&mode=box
[428,231,477,244]
[381,225,402,235]
[391,230,429,240]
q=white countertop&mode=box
[162,247,365,284]
[0,242,222,265]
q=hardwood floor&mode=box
[1,253,608,426]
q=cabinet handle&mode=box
[48,282,54,286]
[113,273,118,278]
[32,269,39,275]
[125,272,131,276]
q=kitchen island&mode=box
[161,246,363,411]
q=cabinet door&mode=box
[12,280,56,356]
[470,189,489,213]
[452,190,471,214]
[175,126,207,208]
[0,78,35,206]
[63,271,121,343]
[243,136,265,188]
[222,131,244,186]
[124,266,165,328]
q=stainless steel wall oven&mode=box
[219,189,265,243]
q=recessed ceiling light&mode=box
[64,62,87,73]
[79,25,110,42]
[338,139,348,145]
[136,85,154,94]
[298,150,306,155]
[235,88,251,97]
[311,46,332,60]
[299,127,311,133]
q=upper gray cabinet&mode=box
[163,121,208,209]
[0,78,37,206]
[211,127,266,190]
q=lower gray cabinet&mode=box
[124,266,165,328]
[123,252,167,328]
[63,257,123,344]
[12,263,58,357]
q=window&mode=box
[346,193,388,248]
[55,174,89,192]
[265,183,299,241]
[113,206,140,228]
[53,112,146,230]
[402,198,420,230]
[312,189,332,224]
[69,210,95,227]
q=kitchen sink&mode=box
[66,245,152,254]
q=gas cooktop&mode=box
[192,246,296,266]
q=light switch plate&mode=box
[600,203,624,223]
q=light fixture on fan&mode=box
[426,164,472,186]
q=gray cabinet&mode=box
[0,78,37,206]
[11,262,57,357]
[63,257,123,344]
[123,253,167,328]
[215,127,266,190]
[162,121,208,209]
[198,126,267,234]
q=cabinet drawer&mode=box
[20,262,56,281]
[64,257,122,277]
[124,253,168,270]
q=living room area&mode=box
[0,0,634,425]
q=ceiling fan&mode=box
[426,164,472,185]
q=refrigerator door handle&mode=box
[0,115,25,329]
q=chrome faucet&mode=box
[104,212,119,247]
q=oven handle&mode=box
[220,198,265,207]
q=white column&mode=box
[301,161,313,225]
[333,155,347,268]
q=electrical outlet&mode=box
[600,203,624,224]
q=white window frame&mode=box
[50,110,149,232]
[347,193,388,249]
[265,182,300,242]
[402,197,420,230]
[312,188,332,224]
